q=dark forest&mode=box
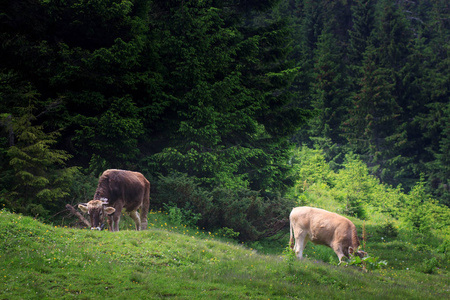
[1,0,449,239]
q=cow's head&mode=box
[78,199,115,230]
[348,246,367,259]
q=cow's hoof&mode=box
[140,222,148,230]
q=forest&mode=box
[0,0,449,241]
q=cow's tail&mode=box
[140,180,150,230]
[352,225,360,249]
[289,215,294,250]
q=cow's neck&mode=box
[94,188,108,200]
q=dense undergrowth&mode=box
[1,208,448,299]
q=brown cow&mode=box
[79,169,150,232]
[289,206,366,262]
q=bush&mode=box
[289,147,335,194]
[401,178,450,234]
[153,173,295,241]
[340,252,388,271]
[418,257,439,274]
[163,203,202,228]
[378,221,398,238]
[216,227,240,239]
[152,173,213,214]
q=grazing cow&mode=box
[289,206,366,262]
[79,169,150,232]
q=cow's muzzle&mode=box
[89,223,106,231]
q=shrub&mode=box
[401,177,450,234]
[418,257,439,274]
[289,147,335,194]
[153,173,294,241]
[216,227,240,239]
[152,173,213,214]
[340,252,388,271]
[163,203,202,228]
[378,221,398,238]
[282,246,298,272]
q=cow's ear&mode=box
[104,207,116,215]
[78,204,89,213]
[348,246,354,255]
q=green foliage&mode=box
[282,246,298,272]
[0,104,78,218]
[216,227,240,240]
[378,221,398,238]
[163,203,202,228]
[285,0,449,202]
[143,0,308,192]
[74,95,144,172]
[418,257,439,274]
[152,173,212,214]
[308,25,350,146]
[1,0,449,230]
[289,146,450,242]
[340,253,388,272]
[333,154,378,219]
[154,173,294,241]
[289,146,335,191]
[347,0,375,66]
[401,177,450,234]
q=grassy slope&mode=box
[0,209,448,300]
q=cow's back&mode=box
[290,207,356,246]
[98,169,148,207]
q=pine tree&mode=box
[417,0,450,204]
[343,43,404,181]
[143,1,309,191]
[349,0,412,185]
[348,0,375,66]
[308,25,349,147]
[2,99,77,217]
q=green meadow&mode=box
[1,209,448,299]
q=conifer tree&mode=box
[1,98,77,217]
[308,25,349,147]
[416,0,450,204]
[343,43,404,181]
[351,0,412,185]
[348,0,375,66]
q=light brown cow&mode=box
[79,169,150,232]
[289,206,366,262]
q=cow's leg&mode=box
[331,243,346,263]
[129,210,141,231]
[140,181,150,230]
[109,202,124,232]
[111,213,121,232]
[293,230,308,259]
[106,214,113,232]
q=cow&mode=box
[289,206,366,262]
[78,169,150,232]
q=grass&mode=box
[1,208,449,299]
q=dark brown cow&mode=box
[289,206,366,262]
[79,169,150,232]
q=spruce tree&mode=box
[354,0,412,185]
[343,43,404,181]
[2,100,77,217]
[348,0,375,67]
[308,25,349,148]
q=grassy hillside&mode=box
[0,209,448,299]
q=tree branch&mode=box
[65,204,90,227]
